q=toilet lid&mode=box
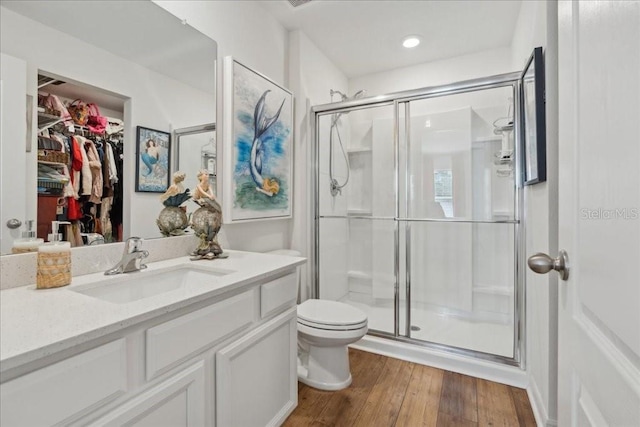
[298,300,367,329]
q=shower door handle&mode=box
[528,250,570,281]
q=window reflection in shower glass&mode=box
[434,169,453,218]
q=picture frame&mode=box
[135,126,171,193]
[520,46,546,185]
[222,56,294,222]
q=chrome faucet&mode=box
[104,237,149,275]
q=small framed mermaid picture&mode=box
[222,56,294,222]
[135,126,171,193]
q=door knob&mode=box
[528,250,570,281]
[6,219,22,229]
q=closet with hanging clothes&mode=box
[36,73,125,246]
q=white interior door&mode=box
[556,1,640,425]
[0,53,28,254]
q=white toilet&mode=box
[267,250,368,391]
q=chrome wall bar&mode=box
[513,80,526,368]
[311,72,522,116]
[398,218,519,224]
[404,101,411,338]
[319,215,518,224]
[393,100,400,337]
[319,215,395,221]
[366,329,521,367]
[312,104,320,299]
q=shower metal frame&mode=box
[311,71,526,368]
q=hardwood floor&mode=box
[283,349,536,427]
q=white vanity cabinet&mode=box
[216,308,297,427]
[0,269,299,427]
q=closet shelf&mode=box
[37,112,64,132]
[38,160,67,167]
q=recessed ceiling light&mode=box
[402,36,421,49]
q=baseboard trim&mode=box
[350,335,527,388]
[527,378,558,427]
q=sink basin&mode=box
[71,266,232,304]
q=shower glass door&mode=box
[399,85,518,358]
[317,103,397,335]
[314,75,522,364]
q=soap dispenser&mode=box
[11,220,44,254]
[37,221,72,289]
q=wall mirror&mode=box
[521,46,546,185]
[0,0,217,255]
[173,123,218,199]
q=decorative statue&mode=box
[190,169,224,260]
[156,171,191,236]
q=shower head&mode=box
[329,89,366,102]
[330,89,348,101]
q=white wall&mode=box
[154,1,291,253]
[0,7,215,241]
[511,1,559,426]
[349,47,515,97]
[288,30,349,301]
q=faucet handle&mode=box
[125,236,143,253]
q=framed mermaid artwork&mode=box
[135,126,171,193]
[222,56,293,222]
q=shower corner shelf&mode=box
[473,136,502,143]
[346,146,372,154]
[472,285,513,296]
[347,270,372,281]
[347,208,372,216]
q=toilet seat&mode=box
[297,299,367,331]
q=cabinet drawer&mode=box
[146,290,254,380]
[260,272,297,318]
[0,339,127,426]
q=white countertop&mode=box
[0,250,305,375]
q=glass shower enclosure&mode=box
[312,72,524,365]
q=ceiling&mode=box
[257,0,522,78]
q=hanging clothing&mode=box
[65,136,83,221]
[83,139,103,204]
[69,136,83,197]
[110,140,124,231]
[102,143,113,198]
[106,142,118,184]
[74,136,92,196]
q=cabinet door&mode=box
[216,308,297,427]
[89,361,205,427]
